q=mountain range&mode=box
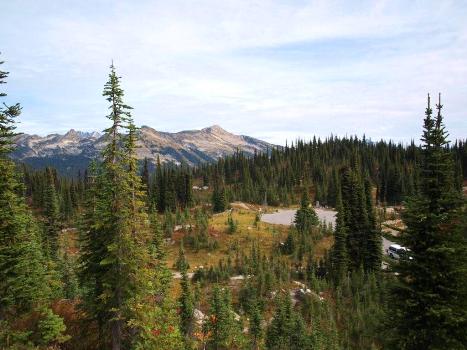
[12,125,272,174]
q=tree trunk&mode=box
[111,319,122,350]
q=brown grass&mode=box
[166,209,289,271]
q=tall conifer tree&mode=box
[79,64,182,350]
[177,243,194,344]
[363,178,382,272]
[0,55,66,348]
[44,167,60,256]
[330,188,348,284]
[388,94,467,349]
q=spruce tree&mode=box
[141,157,150,194]
[0,55,66,347]
[156,156,166,213]
[79,64,182,349]
[78,161,107,339]
[266,294,309,350]
[363,178,382,272]
[294,190,319,234]
[387,94,467,349]
[227,212,237,234]
[248,298,262,350]
[184,173,193,208]
[175,240,190,271]
[338,166,380,272]
[206,285,238,350]
[212,175,227,213]
[330,188,348,284]
[177,244,194,342]
[43,167,61,256]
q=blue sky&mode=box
[1,0,466,145]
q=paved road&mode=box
[261,209,396,254]
[261,208,336,227]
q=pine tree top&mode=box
[0,56,21,156]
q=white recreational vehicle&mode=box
[387,244,412,260]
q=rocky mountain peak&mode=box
[202,124,228,134]
[12,125,272,175]
[61,129,101,140]
[63,129,79,139]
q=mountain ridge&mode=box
[12,125,272,174]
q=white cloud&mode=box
[1,0,466,144]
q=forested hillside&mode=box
[1,58,466,350]
[195,135,466,207]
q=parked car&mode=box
[387,244,412,260]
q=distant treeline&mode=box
[195,136,466,207]
[21,159,195,222]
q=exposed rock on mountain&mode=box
[12,125,271,174]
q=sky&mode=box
[1,0,466,145]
